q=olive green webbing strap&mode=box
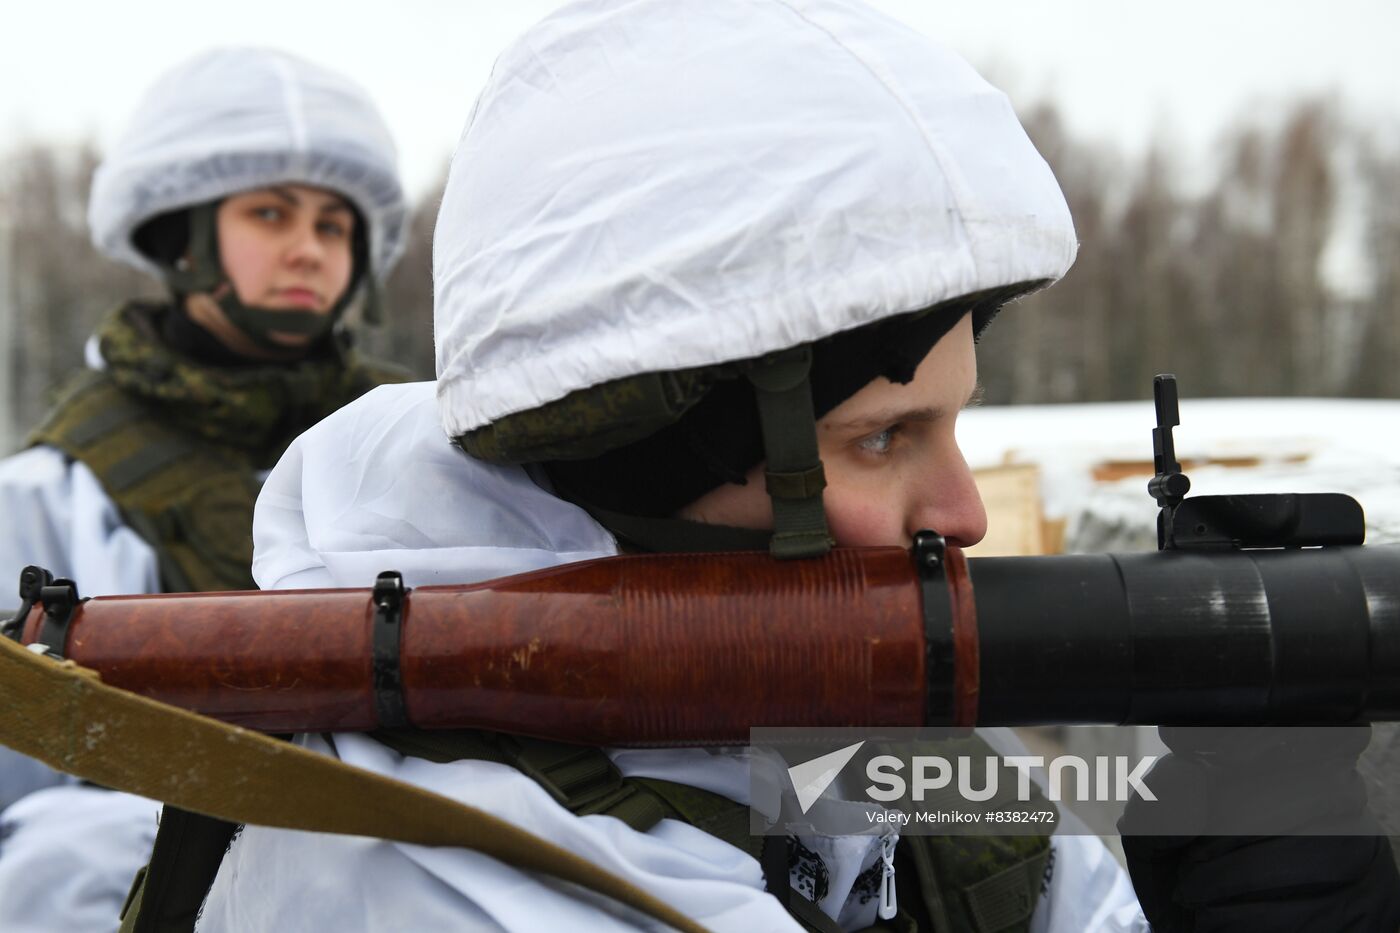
[372,731,857,933]
[374,730,762,860]
[0,636,710,933]
[620,779,847,933]
[744,349,833,560]
[374,728,676,831]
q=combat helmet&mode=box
[439,0,1078,557]
[88,46,408,347]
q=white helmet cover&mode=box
[89,46,407,282]
[434,0,1077,439]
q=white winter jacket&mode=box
[194,381,1147,933]
[0,441,163,933]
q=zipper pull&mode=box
[878,832,898,920]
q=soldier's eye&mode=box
[858,427,897,456]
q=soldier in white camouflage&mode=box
[0,46,411,933]
[179,3,1146,931]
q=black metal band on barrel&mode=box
[915,532,956,726]
[3,566,54,643]
[36,578,80,659]
[371,571,409,729]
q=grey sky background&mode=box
[1,1,1397,198]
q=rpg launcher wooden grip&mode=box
[10,537,1400,743]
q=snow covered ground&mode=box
[959,397,1400,552]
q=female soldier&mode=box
[140,3,1399,932]
[0,45,409,931]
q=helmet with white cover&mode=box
[438,0,1077,556]
[89,46,407,332]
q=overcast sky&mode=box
[1,1,1397,197]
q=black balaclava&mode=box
[545,286,1019,521]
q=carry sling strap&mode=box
[122,732,749,932]
[119,808,237,933]
[374,729,855,933]
[368,732,1012,933]
[0,634,709,933]
[372,730,1051,932]
[111,680,1045,933]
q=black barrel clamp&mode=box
[2,566,55,644]
[1,565,79,659]
[31,571,81,659]
[914,530,955,726]
[371,570,410,729]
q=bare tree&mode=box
[1273,103,1335,394]
[1355,145,1400,396]
[2,143,152,446]
[3,103,1397,447]
[978,97,1394,404]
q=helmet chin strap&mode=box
[163,201,361,352]
[742,346,834,560]
[216,298,334,349]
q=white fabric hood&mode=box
[434,0,1077,438]
[252,382,618,591]
[89,46,407,282]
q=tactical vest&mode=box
[31,371,265,592]
[28,302,411,593]
[120,730,1051,933]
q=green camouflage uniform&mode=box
[30,301,411,593]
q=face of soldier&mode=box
[185,184,356,359]
[678,314,988,550]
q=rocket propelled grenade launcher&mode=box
[4,376,1398,743]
